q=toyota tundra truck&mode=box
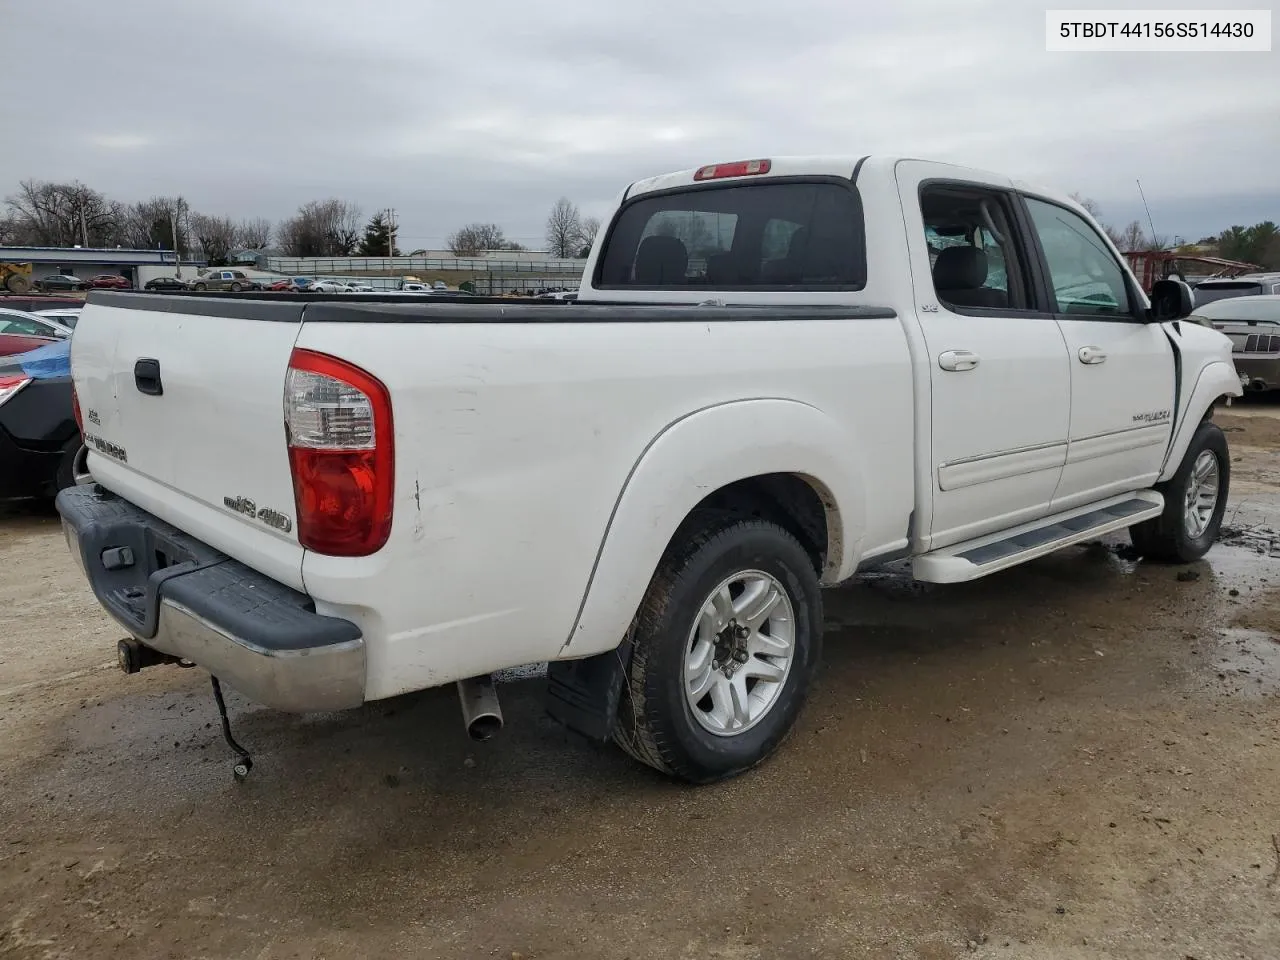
[56,155,1243,784]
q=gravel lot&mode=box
[2,403,1278,960]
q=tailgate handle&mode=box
[134,358,163,396]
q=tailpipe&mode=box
[456,674,503,741]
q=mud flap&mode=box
[545,638,634,743]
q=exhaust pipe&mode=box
[456,675,503,741]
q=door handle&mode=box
[134,358,163,396]
[1078,346,1107,364]
[938,349,980,372]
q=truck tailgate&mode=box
[72,295,307,589]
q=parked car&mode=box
[399,282,431,292]
[308,279,353,293]
[0,306,73,339]
[190,269,259,292]
[1189,295,1280,393]
[265,279,293,291]
[0,337,86,501]
[288,277,316,292]
[346,282,375,292]
[432,280,447,291]
[34,308,82,331]
[144,276,189,292]
[0,333,56,357]
[89,274,132,290]
[36,274,88,292]
[1193,272,1280,306]
[57,154,1240,785]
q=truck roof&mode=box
[624,155,1080,213]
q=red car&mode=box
[0,333,56,357]
[266,279,293,291]
[89,275,132,290]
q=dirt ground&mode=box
[2,403,1279,960]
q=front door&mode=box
[897,161,1072,550]
[1020,196,1176,509]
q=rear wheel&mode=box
[613,513,822,783]
[193,283,207,291]
[1129,420,1229,563]
[230,282,243,291]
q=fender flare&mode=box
[1159,359,1242,482]
[561,398,867,658]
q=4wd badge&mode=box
[223,495,293,533]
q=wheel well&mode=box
[685,473,833,574]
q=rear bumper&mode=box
[56,484,365,712]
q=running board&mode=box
[913,491,1164,583]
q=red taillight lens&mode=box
[284,349,394,556]
[693,158,771,181]
[71,383,84,437]
[0,375,31,410]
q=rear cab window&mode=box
[595,180,866,290]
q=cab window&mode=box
[920,184,1029,312]
[1024,197,1133,317]
[596,180,866,289]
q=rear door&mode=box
[72,296,307,587]
[1019,195,1175,509]
[896,161,1072,549]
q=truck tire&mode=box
[1129,420,1229,563]
[613,513,822,783]
[4,273,32,294]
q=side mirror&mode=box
[1148,278,1193,322]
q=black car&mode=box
[37,274,89,292]
[144,276,189,291]
[0,338,85,501]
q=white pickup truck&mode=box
[58,155,1242,784]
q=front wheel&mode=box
[193,283,206,291]
[230,282,243,291]
[613,514,823,783]
[1129,420,1229,563]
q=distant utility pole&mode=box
[170,210,182,278]
[79,208,88,247]
[385,207,397,257]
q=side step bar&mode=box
[913,491,1164,583]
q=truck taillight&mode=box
[71,383,84,437]
[0,375,31,410]
[284,349,394,557]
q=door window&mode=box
[1024,197,1133,317]
[920,184,1030,312]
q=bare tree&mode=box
[1069,193,1102,219]
[1115,221,1147,252]
[576,216,601,257]
[545,197,583,258]
[123,196,192,255]
[190,213,238,265]
[276,199,362,257]
[235,217,273,250]
[5,179,126,247]
[447,222,517,256]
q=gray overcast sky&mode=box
[2,0,1277,248]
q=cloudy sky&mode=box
[3,0,1277,248]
